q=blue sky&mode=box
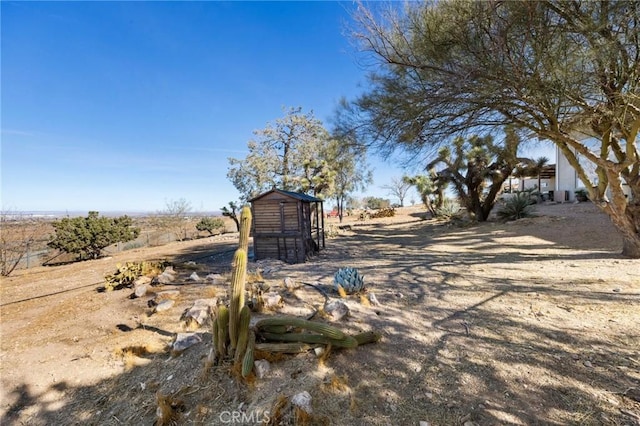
[2,0,415,213]
[1,1,556,213]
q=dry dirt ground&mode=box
[1,203,639,426]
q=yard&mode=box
[1,202,638,425]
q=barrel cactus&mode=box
[334,267,365,294]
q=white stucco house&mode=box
[505,138,633,202]
[554,144,632,202]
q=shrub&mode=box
[434,198,462,219]
[575,188,589,202]
[497,193,537,221]
[196,217,225,235]
[104,260,166,291]
[48,211,140,260]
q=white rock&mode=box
[173,333,202,352]
[182,299,217,325]
[188,272,201,282]
[155,300,175,312]
[134,276,152,286]
[134,284,148,298]
[263,292,282,308]
[291,391,312,414]
[314,347,325,357]
[253,359,271,378]
[324,300,349,321]
[419,422,430,426]
[155,268,177,284]
[284,277,300,289]
[206,274,225,284]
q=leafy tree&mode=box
[227,107,336,200]
[427,131,523,222]
[196,217,225,236]
[48,211,140,260]
[351,1,640,257]
[381,176,412,207]
[328,134,373,221]
[363,197,390,210]
[221,201,241,232]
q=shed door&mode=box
[280,201,300,232]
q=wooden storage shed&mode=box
[250,189,325,264]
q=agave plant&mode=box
[497,192,537,221]
[334,267,365,294]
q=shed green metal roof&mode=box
[249,189,323,203]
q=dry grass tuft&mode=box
[182,317,200,331]
[317,344,332,368]
[323,374,350,393]
[293,407,315,425]
[266,395,288,425]
[201,286,218,299]
[247,270,264,284]
[154,391,185,426]
[336,285,347,298]
[254,350,289,363]
[115,343,166,370]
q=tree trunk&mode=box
[622,237,640,258]
[598,197,640,258]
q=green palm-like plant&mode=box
[497,193,537,221]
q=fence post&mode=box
[26,243,31,269]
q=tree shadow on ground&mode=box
[2,213,638,425]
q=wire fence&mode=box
[6,229,225,272]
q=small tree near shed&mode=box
[48,211,140,260]
[196,217,225,236]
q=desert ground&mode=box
[1,202,639,425]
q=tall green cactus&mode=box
[234,306,251,365]
[229,249,247,349]
[217,306,229,358]
[241,330,256,377]
[238,206,252,253]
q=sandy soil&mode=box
[1,202,639,425]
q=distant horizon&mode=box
[3,209,225,219]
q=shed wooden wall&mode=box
[252,192,307,263]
